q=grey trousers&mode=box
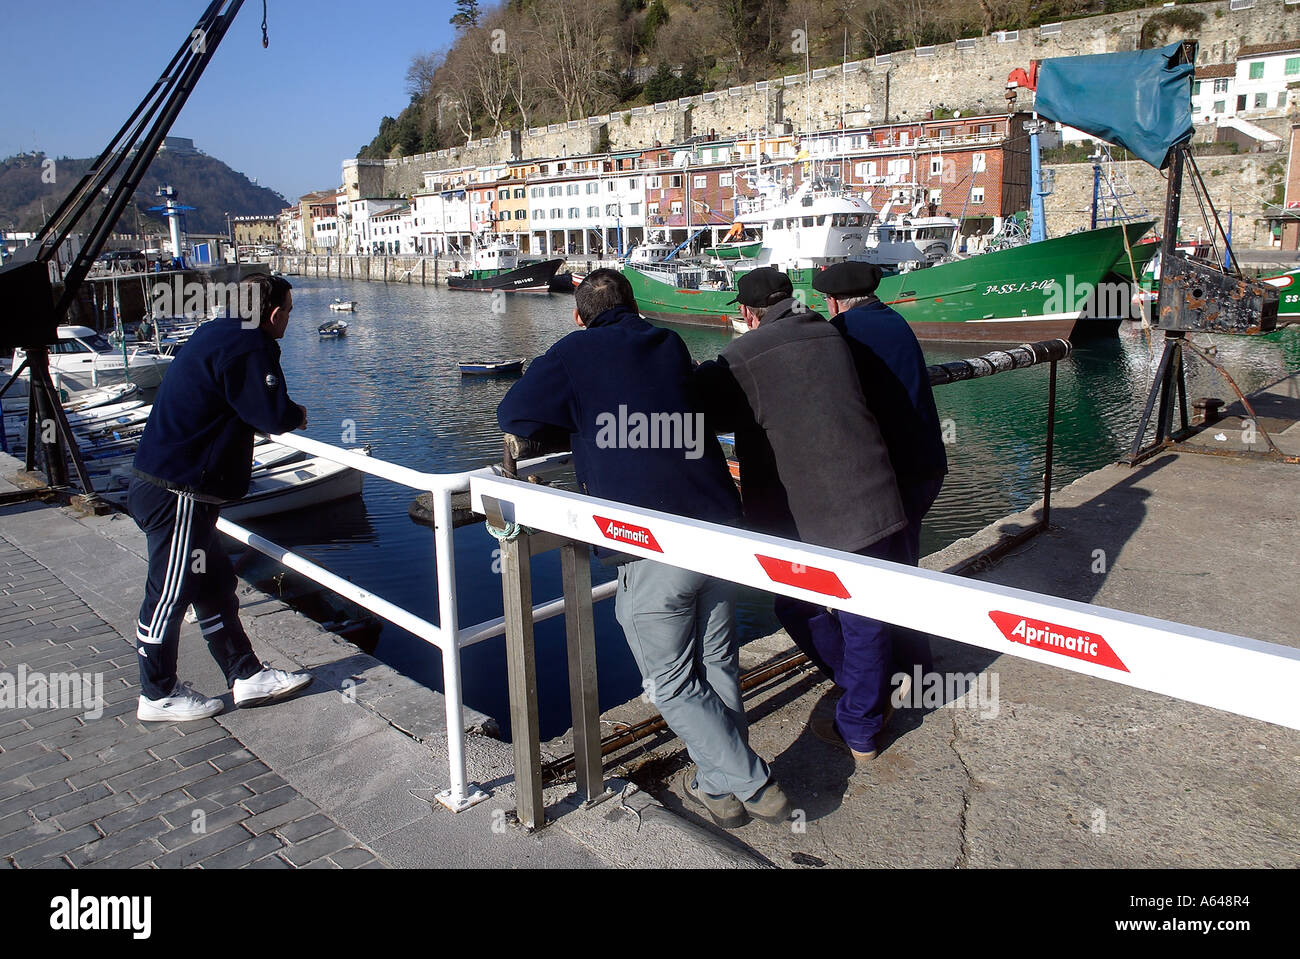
[614,558,770,800]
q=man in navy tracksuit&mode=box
[129,273,312,721]
[813,261,948,678]
[496,269,790,829]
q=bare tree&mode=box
[526,0,617,121]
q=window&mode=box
[720,173,733,187]
[1213,100,1226,113]
[628,178,638,189]
[929,189,942,203]
[514,188,525,198]
[607,181,616,191]
[587,206,599,217]
[1282,91,1290,107]
[930,157,943,176]
[693,175,706,189]
[1213,78,1229,93]
[649,176,661,189]
[1288,58,1300,76]
[899,132,909,146]
[670,175,682,188]
[938,128,952,139]
[472,192,480,202]
[586,182,598,194]
[1256,92,1269,108]
[568,207,579,219]
[517,210,527,220]
[1249,61,1265,80]
[567,184,579,195]
[1237,94,1247,111]
[629,203,640,215]
[972,152,986,173]
[670,201,682,214]
[498,189,509,199]
[648,202,659,216]
[971,187,984,204]
[1192,80,1202,96]
[549,185,561,196]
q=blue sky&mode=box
[0,0,460,201]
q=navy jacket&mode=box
[694,298,905,552]
[133,318,302,501]
[496,305,741,537]
[831,299,948,485]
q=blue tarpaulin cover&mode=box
[1034,41,1194,170]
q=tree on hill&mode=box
[450,0,481,28]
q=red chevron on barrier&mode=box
[756,555,852,599]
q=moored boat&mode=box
[328,299,356,312]
[625,220,1156,343]
[318,319,348,337]
[459,358,525,376]
[447,238,561,293]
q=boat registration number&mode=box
[983,279,1055,296]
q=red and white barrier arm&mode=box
[470,472,1300,732]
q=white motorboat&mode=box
[9,326,174,391]
[219,449,368,521]
[1,381,140,417]
[328,299,357,312]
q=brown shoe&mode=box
[680,766,748,829]
[810,716,878,761]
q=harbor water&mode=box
[243,276,1300,738]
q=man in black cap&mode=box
[813,260,948,679]
[695,267,909,761]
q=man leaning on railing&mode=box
[496,268,791,830]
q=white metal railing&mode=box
[469,474,1300,735]
[212,433,605,812]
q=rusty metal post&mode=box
[560,541,603,803]
[500,532,544,830]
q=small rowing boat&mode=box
[318,319,348,338]
[459,358,525,376]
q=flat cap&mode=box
[728,267,794,306]
[811,260,884,298]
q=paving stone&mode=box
[0,741,50,768]
[277,813,334,844]
[0,715,84,750]
[154,824,254,868]
[0,779,71,820]
[173,738,245,769]
[298,857,339,869]
[147,724,228,758]
[159,800,250,843]
[197,832,285,869]
[241,784,298,817]
[26,750,112,788]
[185,761,270,800]
[28,783,112,821]
[105,756,185,794]
[96,789,193,834]
[10,823,102,867]
[242,771,287,795]
[245,853,292,868]
[243,798,320,834]
[54,790,139,830]
[67,817,169,866]
[191,784,254,811]
[0,748,65,780]
[328,845,377,869]
[124,760,226,802]
[84,839,165,870]
[210,748,258,771]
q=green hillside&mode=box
[0,149,287,236]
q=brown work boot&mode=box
[681,766,748,829]
[741,778,792,824]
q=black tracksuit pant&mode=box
[128,477,261,700]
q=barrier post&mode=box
[501,531,545,829]
[560,541,603,802]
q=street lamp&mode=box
[225,211,238,264]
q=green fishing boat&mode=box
[624,221,1155,343]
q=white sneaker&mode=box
[137,681,223,722]
[232,664,312,708]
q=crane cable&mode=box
[261,0,269,48]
